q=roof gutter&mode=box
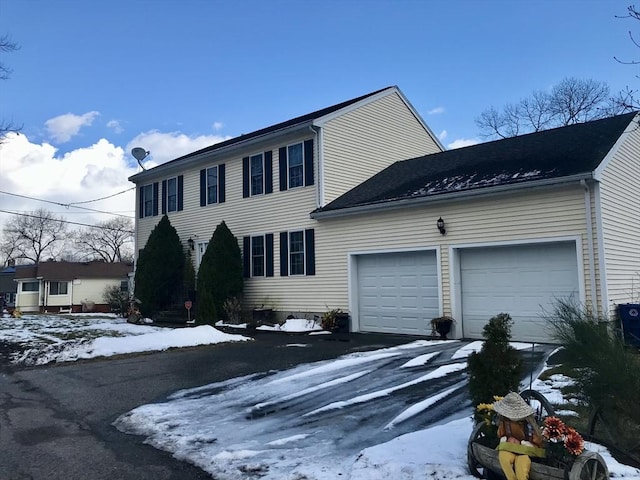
[129,121,314,183]
[310,173,595,219]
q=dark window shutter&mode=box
[242,157,250,198]
[265,151,273,194]
[265,233,274,277]
[279,232,288,277]
[304,139,314,186]
[177,175,184,211]
[199,169,206,206]
[138,187,143,219]
[279,147,287,191]
[243,236,251,278]
[152,182,159,216]
[305,228,315,276]
[219,164,226,203]
[161,180,167,214]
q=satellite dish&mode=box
[131,147,149,170]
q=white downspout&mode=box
[581,180,598,314]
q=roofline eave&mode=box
[310,173,595,219]
[128,121,314,183]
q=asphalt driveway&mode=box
[0,331,551,480]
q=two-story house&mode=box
[128,86,443,320]
[130,87,640,343]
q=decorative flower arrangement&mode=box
[475,396,503,427]
[542,416,585,464]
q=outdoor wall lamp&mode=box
[437,217,446,235]
[187,237,195,250]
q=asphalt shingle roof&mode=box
[315,112,637,214]
[13,261,133,281]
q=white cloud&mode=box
[107,119,124,134]
[427,107,445,115]
[126,130,232,167]
[0,133,137,232]
[438,130,448,141]
[447,138,481,149]
[45,111,100,143]
[212,121,224,131]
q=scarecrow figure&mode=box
[493,392,545,480]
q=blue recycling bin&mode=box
[619,304,640,347]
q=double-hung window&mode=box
[251,236,265,277]
[288,231,305,275]
[142,184,154,217]
[207,167,218,204]
[50,281,68,295]
[287,143,304,189]
[250,153,264,196]
[166,177,178,212]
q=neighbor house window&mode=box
[22,281,39,292]
[120,280,129,292]
[289,231,305,275]
[250,153,264,196]
[287,143,304,189]
[166,177,177,212]
[49,281,68,295]
[251,236,265,277]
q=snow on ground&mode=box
[0,312,250,365]
[2,313,639,479]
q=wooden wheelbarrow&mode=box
[467,390,609,480]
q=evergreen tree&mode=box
[183,249,196,301]
[467,313,523,408]
[197,221,243,323]
[134,215,185,316]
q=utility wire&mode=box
[0,190,134,219]
[67,187,136,205]
[0,209,135,233]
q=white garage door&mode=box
[357,251,439,335]
[460,242,579,343]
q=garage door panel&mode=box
[357,251,438,335]
[461,243,579,343]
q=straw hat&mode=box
[493,392,534,421]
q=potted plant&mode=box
[321,308,349,332]
[431,316,455,339]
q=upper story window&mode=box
[21,281,39,292]
[139,182,159,218]
[200,164,226,206]
[287,143,304,189]
[162,176,183,214]
[279,139,314,192]
[142,184,154,217]
[167,178,177,212]
[49,281,68,295]
[243,151,273,198]
[250,154,264,196]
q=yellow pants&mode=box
[498,450,532,480]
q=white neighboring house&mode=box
[14,261,133,313]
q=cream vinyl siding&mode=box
[71,278,124,306]
[314,185,591,317]
[598,127,640,309]
[16,290,40,311]
[322,92,442,205]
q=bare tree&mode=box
[613,5,640,111]
[476,77,623,139]
[72,217,134,263]
[1,209,67,263]
[0,34,21,141]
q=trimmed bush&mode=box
[468,313,523,407]
[196,221,243,324]
[134,215,185,316]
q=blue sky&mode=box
[0,0,638,230]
